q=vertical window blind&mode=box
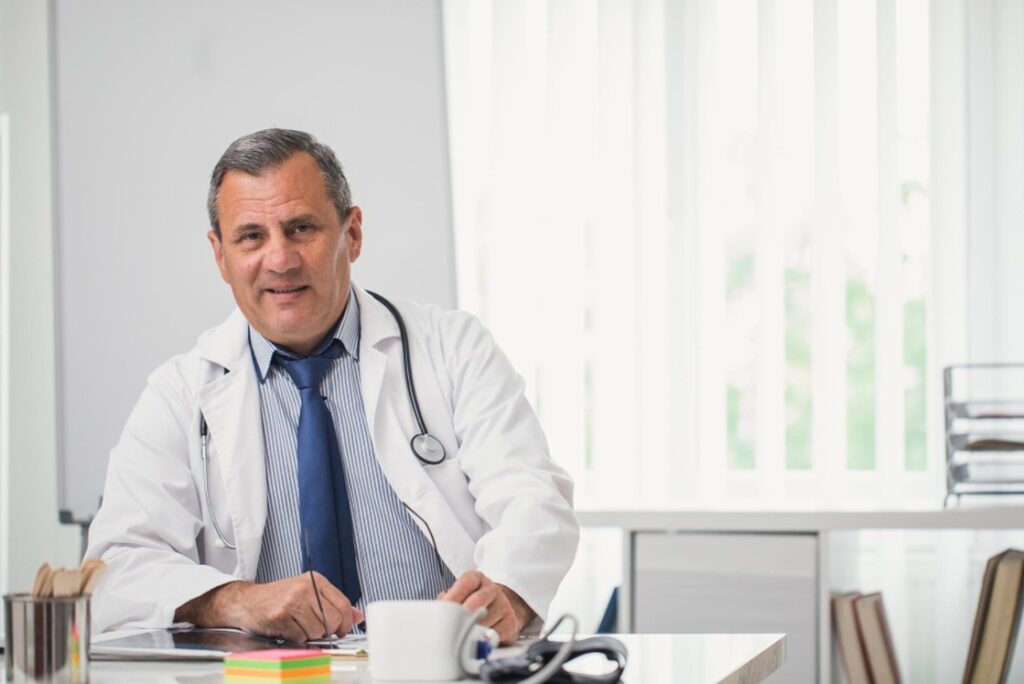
[443,0,944,507]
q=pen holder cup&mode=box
[3,594,90,683]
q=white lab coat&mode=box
[85,284,579,632]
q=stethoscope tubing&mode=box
[366,290,429,438]
[367,290,446,466]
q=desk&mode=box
[579,507,1024,683]
[3,633,785,683]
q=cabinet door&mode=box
[634,532,817,683]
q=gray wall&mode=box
[51,0,456,522]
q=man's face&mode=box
[208,152,362,356]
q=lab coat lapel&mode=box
[354,286,397,435]
[196,310,267,579]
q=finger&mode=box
[478,601,507,629]
[318,598,345,637]
[287,615,313,643]
[440,571,484,604]
[492,611,519,646]
[477,593,510,629]
[305,578,344,637]
[313,573,353,613]
[305,599,337,640]
[336,607,360,637]
[463,584,500,615]
[294,602,328,641]
[319,586,358,636]
[312,573,359,629]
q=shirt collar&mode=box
[248,290,361,383]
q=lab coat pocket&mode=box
[196,443,240,567]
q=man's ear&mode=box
[208,230,230,283]
[346,207,363,262]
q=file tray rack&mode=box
[945,363,1024,506]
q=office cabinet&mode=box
[584,508,1024,683]
[633,532,817,683]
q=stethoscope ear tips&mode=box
[411,433,446,465]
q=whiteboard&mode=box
[52,0,456,523]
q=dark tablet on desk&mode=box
[91,628,304,660]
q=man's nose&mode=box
[265,233,301,273]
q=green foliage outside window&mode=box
[728,385,755,469]
[904,300,927,470]
[727,251,756,470]
[725,241,926,473]
[786,267,812,470]
[847,278,876,469]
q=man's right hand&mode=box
[174,573,363,643]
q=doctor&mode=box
[85,129,578,645]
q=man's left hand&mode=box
[439,570,535,645]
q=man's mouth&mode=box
[265,285,309,295]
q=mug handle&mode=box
[456,607,499,676]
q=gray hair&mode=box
[207,128,352,237]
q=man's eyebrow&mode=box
[282,214,319,228]
[228,215,319,236]
[231,222,266,235]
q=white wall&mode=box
[0,0,81,609]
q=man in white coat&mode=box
[85,129,579,644]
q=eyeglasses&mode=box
[302,503,448,643]
[401,501,448,583]
[303,528,340,644]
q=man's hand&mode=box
[174,573,363,643]
[439,570,535,645]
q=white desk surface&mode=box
[4,633,785,683]
[577,506,1024,532]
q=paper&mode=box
[307,634,368,658]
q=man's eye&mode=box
[241,233,261,241]
[294,224,314,233]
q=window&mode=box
[444,0,937,507]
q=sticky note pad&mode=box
[225,650,331,681]
[224,677,330,684]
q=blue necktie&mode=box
[279,341,361,605]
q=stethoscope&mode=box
[200,290,446,550]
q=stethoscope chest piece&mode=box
[411,433,446,465]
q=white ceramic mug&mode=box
[367,600,499,681]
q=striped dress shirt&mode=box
[251,291,456,614]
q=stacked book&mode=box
[834,549,1024,683]
[832,592,901,684]
[963,549,1024,684]
[945,364,1024,503]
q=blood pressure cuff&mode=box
[478,635,628,684]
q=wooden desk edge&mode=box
[717,633,786,684]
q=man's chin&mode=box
[251,314,315,344]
